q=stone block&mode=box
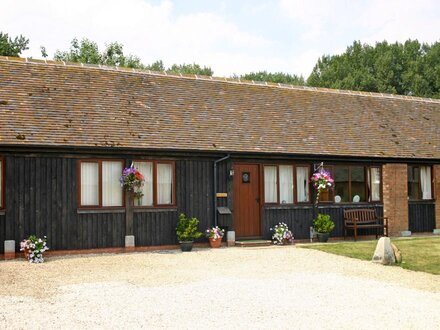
[125,235,135,247]
[4,240,16,260]
[227,231,235,247]
[400,230,411,237]
[433,229,440,235]
[372,237,396,265]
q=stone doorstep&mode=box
[235,240,273,247]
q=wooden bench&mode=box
[344,209,388,241]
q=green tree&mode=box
[307,39,440,99]
[240,71,305,85]
[0,32,29,57]
[54,38,102,64]
[145,60,165,71]
[168,63,213,76]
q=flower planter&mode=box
[179,241,194,252]
[317,232,330,242]
[23,248,30,260]
[209,237,222,248]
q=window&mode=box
[408,165,432,200]
[79,160,124,208]
[279,165,293,204]
[264,166,278,203]
[296,166,310,202]
[133,161,175,207]
[0,158,3,209]
[264,165,310,204]
[328,165,381,203]
[368,167,381,202]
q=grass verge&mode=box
[298,237,440,275]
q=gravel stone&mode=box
[1,246,439,329]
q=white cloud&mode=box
[359,0,440,45]
[0,0,439,78]
[0,0,273,76]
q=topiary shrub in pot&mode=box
[313,213,335,242]
[176,213,203,252]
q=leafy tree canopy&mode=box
[168,63,213,76]
[53,38,213,75]
[307,39,440,99]
[0,32,29,57]
[239,71,305,85]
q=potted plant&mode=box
[270,222,294,245]
[176,213,203,252]
[310,169,334,203]
[119,163,145,204]
[205,226,225,248]
[20,235,49,263]
[313,213,335,242]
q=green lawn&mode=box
[299,237,440,275]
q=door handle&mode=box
[255,197,260,203]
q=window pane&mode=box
[334,166,349,202]
[420,166,432,200]
[279,165,293,204]
[296,166,309,202]
[157,163,173,204]
[81,162,99,206]
[407,166,420,200]
[351,166,365,202]
[102,161,123,207]
[370,167,381,201]
[133,161,153,206]
[264,166,277,203]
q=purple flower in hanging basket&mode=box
[120,164,145,198]
[310,169,334,190]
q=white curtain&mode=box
[102,161,123,206]
[296,167,309,202]
[133,161,153,206]
[370,167,381,201]
[81,162,99,206]
[264,166,277,203]
[279,165,293,203]
[157,163,173,204]
[420,166,432,200]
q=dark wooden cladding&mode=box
[2,156,126,252]
[133,211,177,245]
[176,159,214,230]
[408,201,435,232]
[263,204,384,240]
[0,214,5,253]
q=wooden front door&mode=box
[233,164,261,238]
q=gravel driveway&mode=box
[1,246,439,329]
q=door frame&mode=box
[232,162,263,238]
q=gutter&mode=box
[213,154,231,226]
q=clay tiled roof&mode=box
[0,56,439,159]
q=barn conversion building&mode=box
[0,56,439,254]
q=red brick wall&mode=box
[434,165,440,230]
[382,164,408,235]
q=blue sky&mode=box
[1,0,439,77]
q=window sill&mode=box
[408,200,435,204]
[134,207,178,213]
[264,202,383,210]
[77,208,125,214]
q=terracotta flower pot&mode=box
[23,248,30,260]
[209,237,222,248]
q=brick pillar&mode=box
[382,164,408,236]
[434,165,440,230]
